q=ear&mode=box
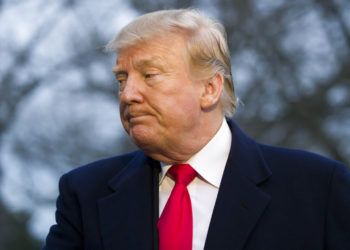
[200,73,224,110]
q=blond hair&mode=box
[106,9,236,116]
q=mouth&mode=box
[125,112,150,123]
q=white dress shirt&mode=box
[159,119,232,250]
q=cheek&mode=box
[164,97,200,126]
[177,90,201,113]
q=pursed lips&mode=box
[125,111,151,122]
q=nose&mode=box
[119,75,144,104]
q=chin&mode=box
[130,127,157,148]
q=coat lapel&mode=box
[204,120,272,250]
[98,152,160,250]
[97,120,271,250]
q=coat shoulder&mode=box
[258,143,348,179]
[61,150,144,191]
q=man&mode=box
[44,9,350,250]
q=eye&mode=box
[116,78,127,85]
[115,72,128,91]
[145,73,157,79]
[117,81,127,93]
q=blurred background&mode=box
[0,0,349,248]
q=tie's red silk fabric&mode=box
[158,164,197,250]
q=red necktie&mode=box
[158,164,197,250]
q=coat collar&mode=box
[204,119,272,250]
[98,151,160,250]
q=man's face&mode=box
[114,35,204,163]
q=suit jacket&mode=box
[43,119,350,250]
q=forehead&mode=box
[115,35,188,69]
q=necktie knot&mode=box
[168,164,197,186]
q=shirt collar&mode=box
[159,119,232,188]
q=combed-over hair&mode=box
[106,9,237,116]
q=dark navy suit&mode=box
[44,120,350,250]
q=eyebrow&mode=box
[134,57,167,71]
[112,56,168,74]
[113,70,128,77]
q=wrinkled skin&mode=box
[113,35,224,163]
